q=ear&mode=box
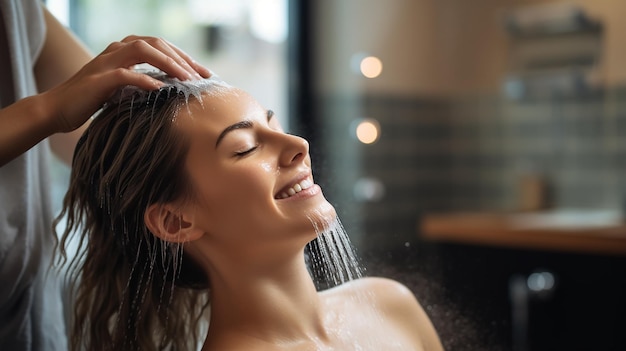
[144,203,204,243]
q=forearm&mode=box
[0,94,55,166]
[36,6,93,165]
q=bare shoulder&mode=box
[332,277,421,307]
[354,276,415,300]
[346,277,426,318]
[340,277,445,351]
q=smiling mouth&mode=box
[275,178,314,199]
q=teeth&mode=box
[300,179,312,189]
[278,179,313,199]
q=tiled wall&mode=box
[315,89,626,253]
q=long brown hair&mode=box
[55,75,226,350]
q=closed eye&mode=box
[234,146,258,157]
[230,110,277,158]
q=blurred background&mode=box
[47,0,626,350]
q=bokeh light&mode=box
[360,56,383,78]
[354,118,381,144]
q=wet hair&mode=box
[55,72,230,351]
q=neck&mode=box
[204,250,329,346]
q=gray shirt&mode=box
[0,0,67,349]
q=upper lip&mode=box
[274,171,312,199]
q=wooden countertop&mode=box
[419,209,626,255]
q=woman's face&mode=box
[176,87,335,253]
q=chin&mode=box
[305,201,337,231]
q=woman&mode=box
[57,72,443,351]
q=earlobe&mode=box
[144,203,204,243]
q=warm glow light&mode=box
[355,119,380,144]
[360,56,383,78]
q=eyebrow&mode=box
[215,110,275,148]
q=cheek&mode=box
[260,161,274,173]
[205,167,276,234]
[206,165,274,209]
[226,166,271,198]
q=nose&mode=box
[277,132,309,167]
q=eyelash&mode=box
[234,145,258,157]
[231,116,282,158]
